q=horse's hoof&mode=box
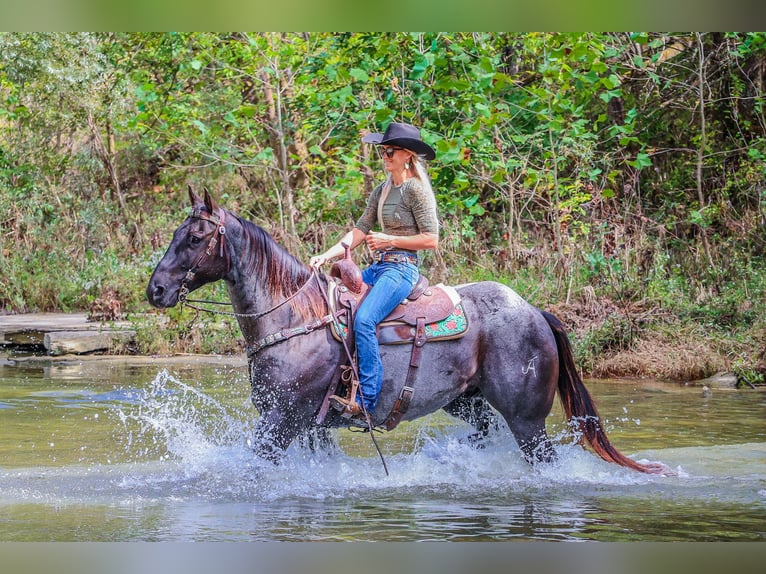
[461,431,488,449]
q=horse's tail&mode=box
[541,310,667,474]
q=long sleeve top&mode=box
[354,178,439,250]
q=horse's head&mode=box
[146,186,231,308]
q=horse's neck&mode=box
[224,219,298,343]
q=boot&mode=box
[329,394,363,418]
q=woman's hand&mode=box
[365,232,397,252]
[309,253,329,268]
[310,227,368,268]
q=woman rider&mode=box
[309,122,439,420]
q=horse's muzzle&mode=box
[146,279,179,308]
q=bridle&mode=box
[177,208,339,378]
[178,206,229,304]
[177,206,327,324]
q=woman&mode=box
[310,122,439,420]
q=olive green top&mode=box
[354,178,439,246]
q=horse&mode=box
[146,187,665,474]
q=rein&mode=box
[314,270,390,476]
[175,210,389,474]
[179,207,313,322]
[182,273,319,322]
[177,210,336,356]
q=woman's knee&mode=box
[354,310,377,332]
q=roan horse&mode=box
[147,188,665,474]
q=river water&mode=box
[0,355,764,542]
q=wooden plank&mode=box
[0,313,91,335]
[43,330,136,356]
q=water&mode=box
[1,355,764,541]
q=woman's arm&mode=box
[365,231,438,252]
[309,227,367,268]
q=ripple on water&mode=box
[1,367,764,541]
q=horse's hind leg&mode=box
[446,390,556,461]
[509,419,557,464]
[481,351,558,463]
[442,389,499,447]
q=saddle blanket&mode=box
[378,303,468,345]
[329,283,469,345]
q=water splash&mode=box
[114,369,255,465]
[104,368,669,504]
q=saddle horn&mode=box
[330,243,363,294]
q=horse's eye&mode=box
[189,235,203,246]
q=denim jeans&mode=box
[354,260,419,413]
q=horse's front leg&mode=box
[296,425,339,454]
[247,340,343,462]
[248,408,305,463]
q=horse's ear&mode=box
[188,185,203,207]
[203,187,217,213]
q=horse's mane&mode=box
[234,214,327,320]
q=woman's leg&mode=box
[354,264,417,413]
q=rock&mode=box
[43,330,136,356]
[691,371,738,389]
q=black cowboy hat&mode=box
[362,122,436,161]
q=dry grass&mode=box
[548,290,735,382]
[590,332,727,381]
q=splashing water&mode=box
[104,369,669,505]
[116,369,254,463]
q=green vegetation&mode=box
[1,32,764,381]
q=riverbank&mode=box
[1,311,757,390]
[547,297,765,388]
[0,352,742,390]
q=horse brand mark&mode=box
[478,295,501,315]
[522,356,538,377]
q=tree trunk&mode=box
[88,112,126,213]
[695,33,715,270]
[260,65,296,238]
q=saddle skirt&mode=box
[328,276,469,345]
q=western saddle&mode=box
[316,252,468,430]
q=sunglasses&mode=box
[378,146,404,159]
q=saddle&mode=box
[318,254,469,431]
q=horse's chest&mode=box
[248,357,299,407]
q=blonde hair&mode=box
[411,154,435,198]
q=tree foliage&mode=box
[1,32,764,325]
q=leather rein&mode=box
[176,208,387,473]
[177,207,334,351]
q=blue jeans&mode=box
[354,260,419,413]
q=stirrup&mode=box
[329,394,364,418]
[340,367,359,398]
